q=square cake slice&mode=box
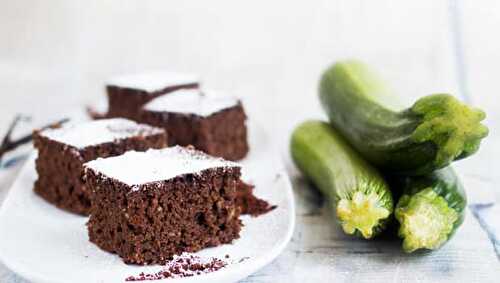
[84,146,242,265]
[33,118,167,215]
[106,71,199,120]
[140,89,249,161]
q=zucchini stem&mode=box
[410,93,489,168]
[395,188,459,252]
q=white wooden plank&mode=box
[450,0,500,200]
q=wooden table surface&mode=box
[1,1,499,282]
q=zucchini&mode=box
[392,167,466,252]
[290,120,394,239]
[319,60,488,175]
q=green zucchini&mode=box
[392,167,466,252]
[290,120,394,239]
[319,60,488,175]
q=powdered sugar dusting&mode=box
[124,253,230,281]
[84,146,241,186]
[40,118,164,149]
[143,89,239,117]
[107,71,199,93]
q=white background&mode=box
[1,1,500,282]
[1,1,498,149]
[0,1,469,143]
[2,0,497,186]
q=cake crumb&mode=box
[236,181,277,217]
[124,253,228,281]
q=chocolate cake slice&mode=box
[33,118,167,215]
[106,71,199,120]
[140,89,249,161]
[84,146,242,265]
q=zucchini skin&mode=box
[290,120,393,239]
[392,167,466,252]
[319,60,488,175]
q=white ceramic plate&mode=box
[0,122,295,283]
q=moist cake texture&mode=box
[33,118,167,215]
[140,89,249,160]
[106,71,199,120]
[84,146,242,265]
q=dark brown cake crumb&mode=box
[236,180,276,217]
[124,254,227,281]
